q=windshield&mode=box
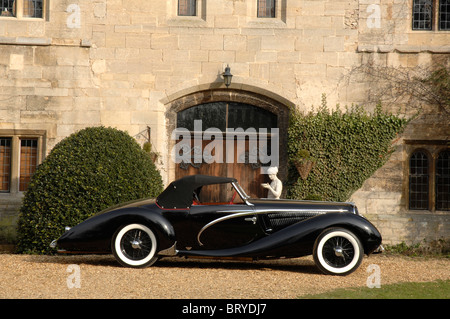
[190,181,251,206]
[232,182,250,200]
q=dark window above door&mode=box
[177,102,278,132]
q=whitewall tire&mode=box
[313,228,363,276]
[112,223,158,268]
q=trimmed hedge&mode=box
[287,96,409,202]
[16,127,163,254]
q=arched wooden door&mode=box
[174,102,278,202]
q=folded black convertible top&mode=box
[156,175,237,209]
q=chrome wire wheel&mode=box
[313,228,363,276]
[112,224,158,268]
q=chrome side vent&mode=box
[267,211,320,231]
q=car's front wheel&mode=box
[112,223,158,268]
[313,228,363,276]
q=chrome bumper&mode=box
[373,244,384,254]
[50,239,57,249]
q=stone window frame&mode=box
[412,0,450,31]
[247,0,286,27]
[168,0,206,25]
[0,0,47,20]
[0,130,45,195]
[405,140,450,212]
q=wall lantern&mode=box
[222,65,233,87]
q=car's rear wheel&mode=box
[112,223,158,268]
[313,228,363,276]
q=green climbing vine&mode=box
[287,95,409,202]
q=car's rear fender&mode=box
[108,208,177,252]
[55,208,176,253]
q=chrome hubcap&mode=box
[131,239,142,249]
[334,246,344,257]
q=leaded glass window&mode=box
[0,138,11,192]
[19,139,38,191]
[436,150,450,210]
[178,0,196,16]
[439,0,450,30]
[257,0,276,18]
[177,102,277,132]
[409,151,429,210]
[413,0,433,30]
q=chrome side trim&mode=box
[252,208,346,214]
[196,208,346,246]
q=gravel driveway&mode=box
[0,253,448,299]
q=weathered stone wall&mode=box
[0,0,448,246]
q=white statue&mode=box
[261,167,282,199]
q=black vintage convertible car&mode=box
[51,175,382,275]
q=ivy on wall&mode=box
[287,95,409,202]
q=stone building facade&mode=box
[0,0,448,246]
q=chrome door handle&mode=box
[245,216,257,224]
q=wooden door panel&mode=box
[175,137,269,201]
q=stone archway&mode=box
[166,88,290,198]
